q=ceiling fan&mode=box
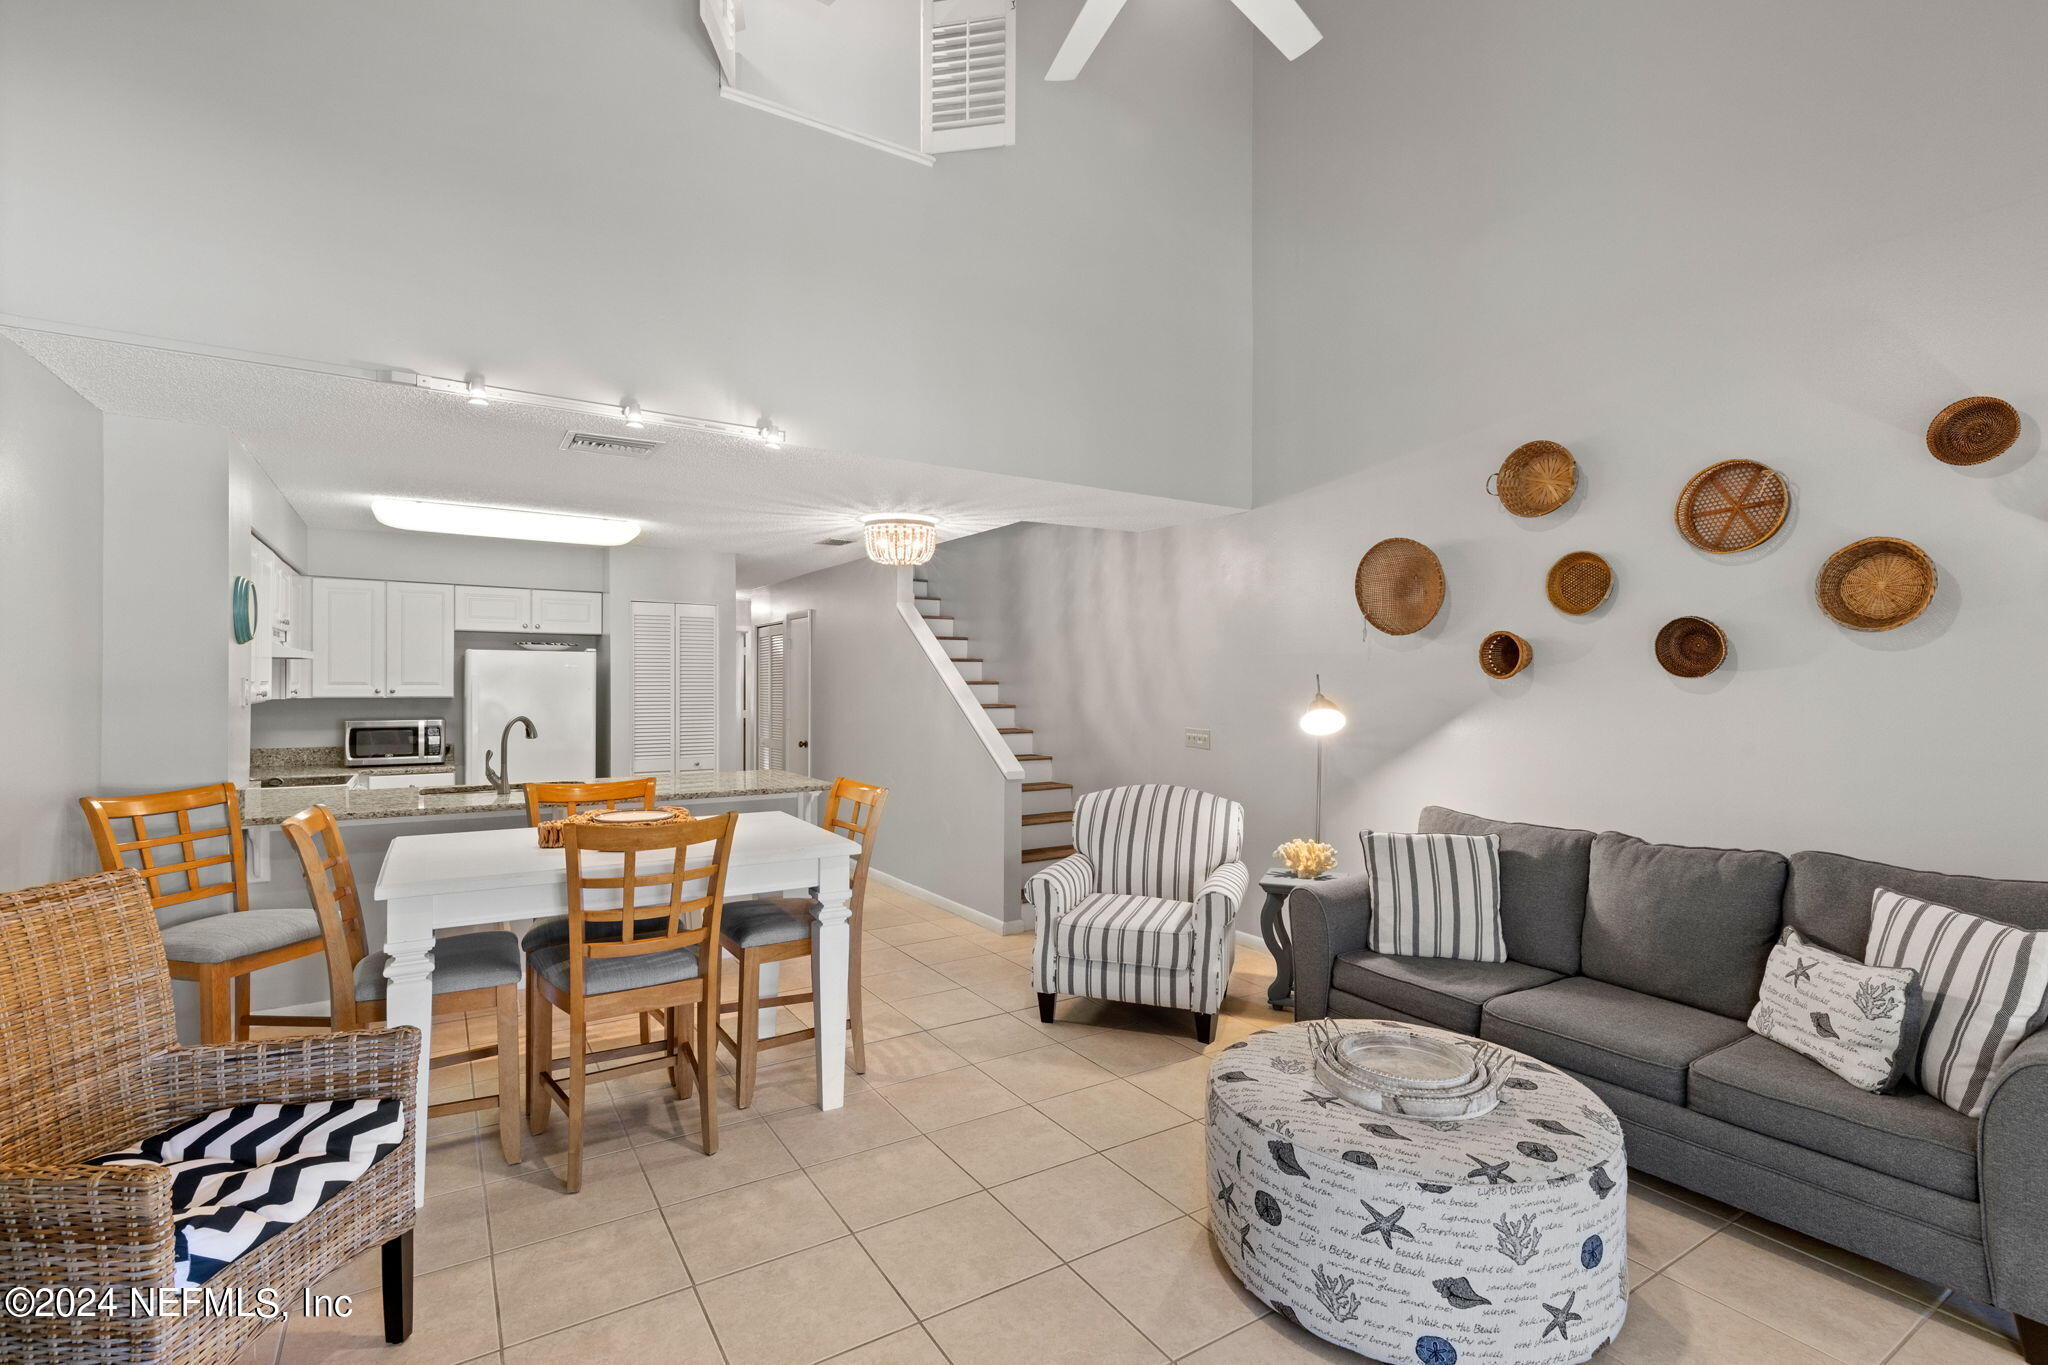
[1046,0,1321,81]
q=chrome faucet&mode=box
[484,715,538,797]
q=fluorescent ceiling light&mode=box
[371,497,640,547]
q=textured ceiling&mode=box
[7,330,1236,584]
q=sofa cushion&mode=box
[1419,807,1593,976]
[1482,977,1749,1104]
[1332,951,1559,1034]
[1582,832,1786,1019]
[1786,849,2048,958]
[1690,1034,1978,1200]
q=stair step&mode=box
[915,596,940,602]
[934,636,970,641]
[996,727,1033,735]
[1022,809,1075,826]
[1022,844,1077,864]
[1015,753,1054,761]
[981,702,1015,709]
[1022,781,1071,792]
[951,656,984,662]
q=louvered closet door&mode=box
[631,601,720,774]
[924,0,1017,153]
[755,621,786,771]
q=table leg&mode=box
[1259,889,1295,1010]
[382,896,439,1207]
[809,859,852,1111]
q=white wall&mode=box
[304,528,607,592]
[0,337,103,887]
[0,0,1256,508]
[757,559,1016,920]
[736,0,921,150]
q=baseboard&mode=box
[871,868,1026,935]
[1235,929,1266,953]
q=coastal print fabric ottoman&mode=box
[1207,1019,1627,1364]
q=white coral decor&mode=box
[1277,839,1337,878]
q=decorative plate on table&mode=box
[1490,441,1578,517]
[1674,459,1789,553]
[1815,537,1936,631]
[1354,537,1446,635]
[588,809,674,824]
[1546,551,1612,615]
[1926,396,2019,466]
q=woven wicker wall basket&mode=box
[1655,617,1727,678]
[1815,537,1936,631]
[1479,631,1533,679]
[1925,396,2019,466]
[1354,538,1447,635]
[1489,441,1578,517]
[1674,460,1789,553]
[1546,551,1612,615]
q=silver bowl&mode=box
[1314,1027,1502,1120]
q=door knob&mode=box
[798,740,809,749]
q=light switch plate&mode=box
[1185,728,1212,750]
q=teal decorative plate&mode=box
[231,575,259,644]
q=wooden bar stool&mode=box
[717,778,888,1108]
[526,812,735,1192]
[281,805,526,1165]
[80,783,327,1044]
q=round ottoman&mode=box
[1206,1019,1627,1365]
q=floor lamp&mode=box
[1299,675,1346,841]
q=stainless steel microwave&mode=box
[343,718,447,767]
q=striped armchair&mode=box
[1028,784,1249,1042]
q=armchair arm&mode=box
[0,1161,174,1303]
[1979,1026,2048,1321]
[1194,860,1251,940]
[1024,852,1097,928]
[139,1027,423,1130]
[1285,873,1373,1021]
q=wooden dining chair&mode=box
[716,778,888,1109]
[526,812,735,1192]
[282,804,525,1166]
[523,777,659,826]
[80,783,328,1044]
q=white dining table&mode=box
[373,811,860,1203]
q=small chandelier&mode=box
[861,515,939,567]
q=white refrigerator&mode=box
[463,650,598,787]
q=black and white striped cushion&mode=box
[1361,830,1506,963]
[1865,888,2048,1116]
[1074,785,1242,901]
[90,1099,405,1286]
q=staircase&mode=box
[912,571,1076,886]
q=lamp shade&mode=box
[862,515,939,567]
[1299,676,1346,736]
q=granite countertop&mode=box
[249,746,455,783]
[239,769,831,827]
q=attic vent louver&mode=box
[924,0,1016,153]
[560,431,664,456]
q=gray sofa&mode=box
[1289,806,2048,1362]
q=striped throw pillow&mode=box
[1361,830,1505,963]
[1865,888,2048,1116]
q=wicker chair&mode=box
[0,870,420,1364]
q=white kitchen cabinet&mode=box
[385,581,456,696]
[533,589,603,635]
[278,656,311,700]
[454,584,603,634]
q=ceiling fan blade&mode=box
[1225,0,1322,60]
[1045,0,1131,81]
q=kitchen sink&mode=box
[417,784,501,796]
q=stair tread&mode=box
[1015,753,1053,761]
[915,596,940,602]
[951,656,984,662]
[934,636,970,641]
[981,701,1015,709]
[1022,844,1077,863]
[996,727,1033,735]
[1022,810,1074,825]
[1021,781,1072,791]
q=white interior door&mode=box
[754,620,786,771]
[785,610,812,776]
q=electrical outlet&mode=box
[1185,728,1212,750]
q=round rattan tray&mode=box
[1546,551,1612,615]
[1354,538,1446,635]
[1675,460,1789,553]
[1489,441,1578,517]
[1816,537,1936,631]
[1479,630,1532,679]
[1926,396,2019,466]
[537,805,695,849]
[1655,617,1727,678]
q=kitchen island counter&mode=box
[239,769,830,826]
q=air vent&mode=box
[816,536,857,546]
[560,431,664,456]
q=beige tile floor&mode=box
[242,883,2029,1365]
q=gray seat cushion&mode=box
[1482,976,1749,1104]
[531,942,701,996]
[1582,832,1787,1019]
[158,907,321,964]
[1689,1034,1979,1200]
[1331,951,1560,1034]
[1419,807,1593,976]
[520,915,673,953]
[1786,849,2048,958]
[721,898,816,950]
[356,930,523,1002]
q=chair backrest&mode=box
[79,783,249,929]
[560,812,737,993]
[822,777,888,925]
[1074,784,1244,901]
[280,804,372,1029]
[525,778,659,826]
[0,871,176,1163]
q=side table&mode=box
[1256,870,1332,1010]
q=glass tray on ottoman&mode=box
[1312,1024,1504,1119]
